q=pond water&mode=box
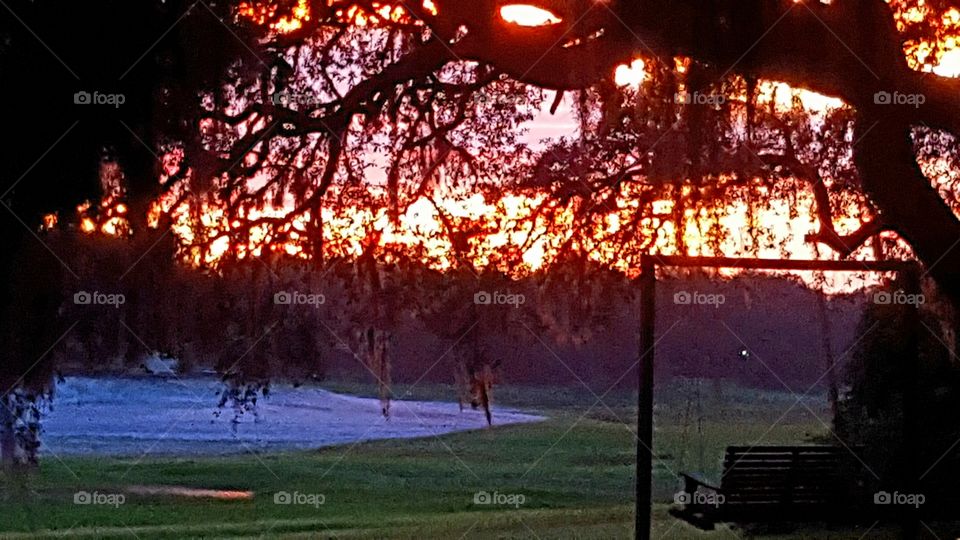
[40,377,544,457]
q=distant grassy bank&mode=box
[0,380,926,538]
[320,378,835,487]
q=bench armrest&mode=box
[680,473,720,494]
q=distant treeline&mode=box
[25,231,883,396]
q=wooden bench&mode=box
[670,445,870,530]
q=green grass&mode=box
[0,380,927,538]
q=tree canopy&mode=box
[151,0,960,301]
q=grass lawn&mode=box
[0,380,936,538]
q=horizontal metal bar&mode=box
[644,255,915,273]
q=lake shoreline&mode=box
[39,376,545,458]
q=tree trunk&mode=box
[855,116,960,312]
[899,268,922,539]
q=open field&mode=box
[0,380,940,538]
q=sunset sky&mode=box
[71,2,960,292]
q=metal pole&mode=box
[636,255,656,539]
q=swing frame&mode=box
[634,254,920,540]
